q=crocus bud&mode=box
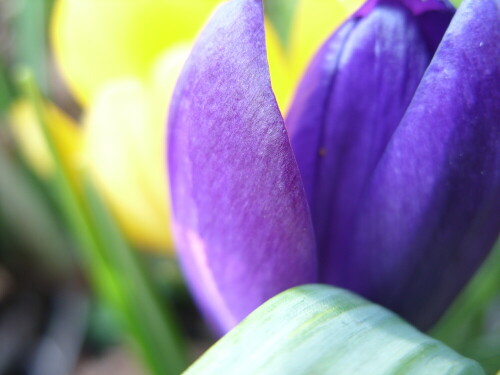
[288,0,454,293]
[168,0,500,334]
[288,0,499,329]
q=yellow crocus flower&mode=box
[51,0,221,251]
[51,0,362,112]
[51,0,222,106]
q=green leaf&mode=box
[17,69,187,375]
[82,179,186,375]
[0,61,15,112]
[431,239,500,374]
[13,0,51,93]
[0,145,71,278]
[185,285,484,375]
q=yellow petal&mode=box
[82,44,189,252]
[150,45,191,215]
[9,99,81,179]
[266,21,295,114]
[51,0,221,106]
[82,79,169,251]
[151,44,192,115]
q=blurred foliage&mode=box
[432,240,500,374]
[9,99,81,179]
[13,0,51,93]
[18,70,187,375]
[0,64,14,112]
[0,145,71,281]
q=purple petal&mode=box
[287,3,452,285]
[168,0,317,334]
[356,0,454,51]
[337,0,500,329]
[356,0,454,16]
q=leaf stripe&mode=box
[184,285,484,375]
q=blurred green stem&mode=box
[18,69,186,375]
[263,0,298,50]
[431,239,500,350]
[14,0,50,93]
[0,61,14,111]
[0,146,71,279]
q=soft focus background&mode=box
[0,0,498,374]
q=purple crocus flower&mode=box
[168,0,500,335]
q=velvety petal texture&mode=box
[287,1,453,286]
[168,0,317,334]
[336,0,500,330]
[356,0,455,50]
[357,0,453,14]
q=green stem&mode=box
[430,238,500,350]
[18,69,187,375]
[18,68,108,287]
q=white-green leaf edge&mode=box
[185,284,484,375]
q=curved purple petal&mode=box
[287,2,452,284]
[356,0,454,54]
[337,0,500,330]
[356,0,454,15]
[168,0,317,334]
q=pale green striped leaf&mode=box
[185,284,484,375]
